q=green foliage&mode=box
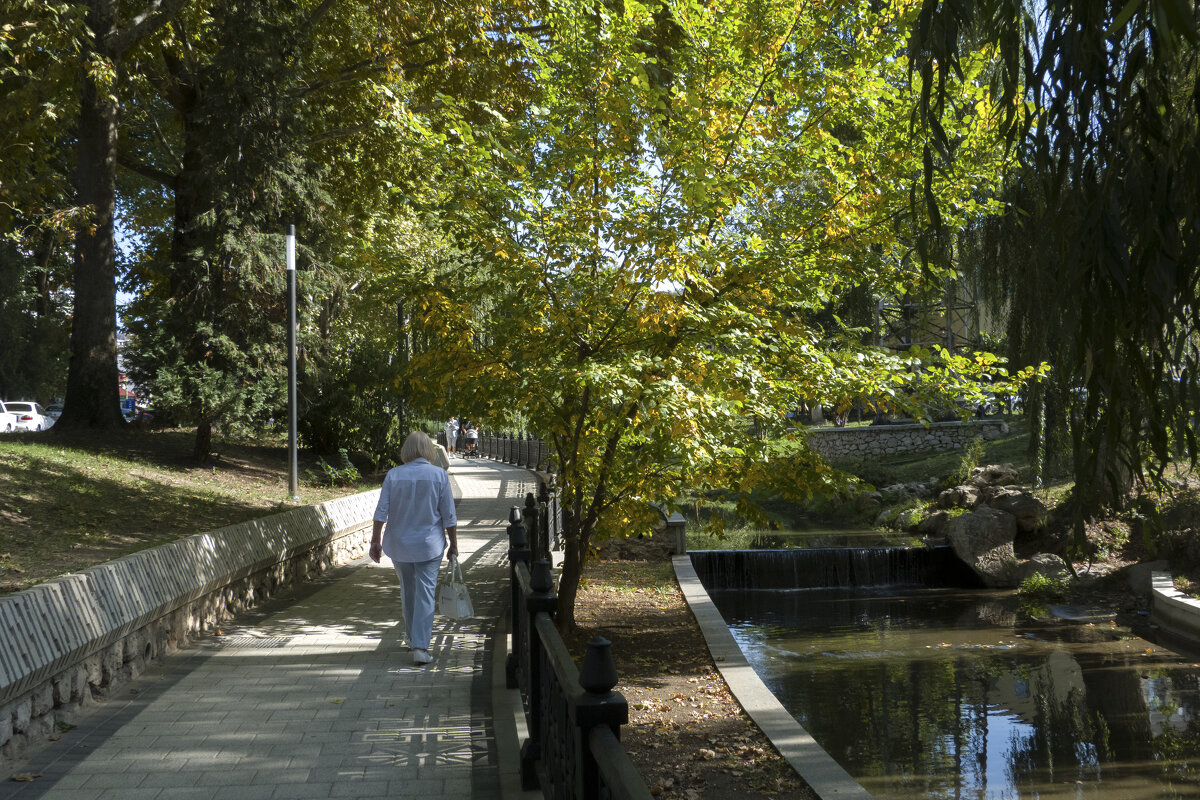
[1017,573,1068,600]
[112,0,535,459]
[685,524,761,551]
[953,437,987,486]
[876,498,927,530]
[0,0,81,232]
[305,448,361,488]
[0,1,78,396]
[122,0,330,458]
[400,0,1040,627]
[0,236,70,403]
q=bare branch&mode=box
[108,0,191,56]
[303,0,341,31]
[117,153,178,189]
[309,123,374,144]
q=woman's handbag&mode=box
[438,555,474,619]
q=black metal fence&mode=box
[442,428,563,561]
[474,430,553,474]
[505,511,652,800]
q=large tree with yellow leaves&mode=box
[403,0,1036,627]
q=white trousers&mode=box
[394,557,441,650]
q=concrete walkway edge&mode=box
[671,555,875,800]
[490,608,542,800]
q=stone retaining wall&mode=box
[806,419,1009,460]
[0,489,380,771]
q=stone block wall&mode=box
[805,420,1008,460]
[0,489,380,771]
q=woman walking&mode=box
[370,431,458,665]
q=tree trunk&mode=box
[57,0,124,430]
[555,499,586,631]
[193,419,213,462]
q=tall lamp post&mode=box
[286,225,299,501]
[396,299,408,434]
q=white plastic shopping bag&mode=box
[438,555,474,619]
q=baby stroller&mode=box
[461,423,480,457]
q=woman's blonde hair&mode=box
[400,430,437,463]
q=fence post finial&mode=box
[579,636,619,695]
[531,559,554,594]
[507,507,527,549]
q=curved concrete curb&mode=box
[672,555,874,800]
[1150,570,1200,648]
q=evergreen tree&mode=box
[0,1,87,410]
[123,0,324,461]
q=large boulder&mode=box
[946,506,1019,587]
[880,482,934,503]
[937,484,981,509]
[969,463,1020,488]
[917,510,952,537]
[987,488,1047,533]
[1014,553,1071,584]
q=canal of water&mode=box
[709,583,1200,799]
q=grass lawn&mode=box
[0,428,374,594]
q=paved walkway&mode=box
[1,459,542,800]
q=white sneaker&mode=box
[412,649,434,666]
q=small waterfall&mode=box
[689,546,982,591]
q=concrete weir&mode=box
[672,554,875,800]
[688,545,982,591]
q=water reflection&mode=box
[712,587,1200,799]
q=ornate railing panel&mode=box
[505,511,652,800]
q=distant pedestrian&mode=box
[463,421,478,456]
[445,416,459,454]
[370,431,458,666]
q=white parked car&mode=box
[1,401,49,432]
[43,403,63,424]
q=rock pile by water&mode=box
[883,463,1063,588]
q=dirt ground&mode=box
[570,560,819,800]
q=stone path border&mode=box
[671,555,874,800]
